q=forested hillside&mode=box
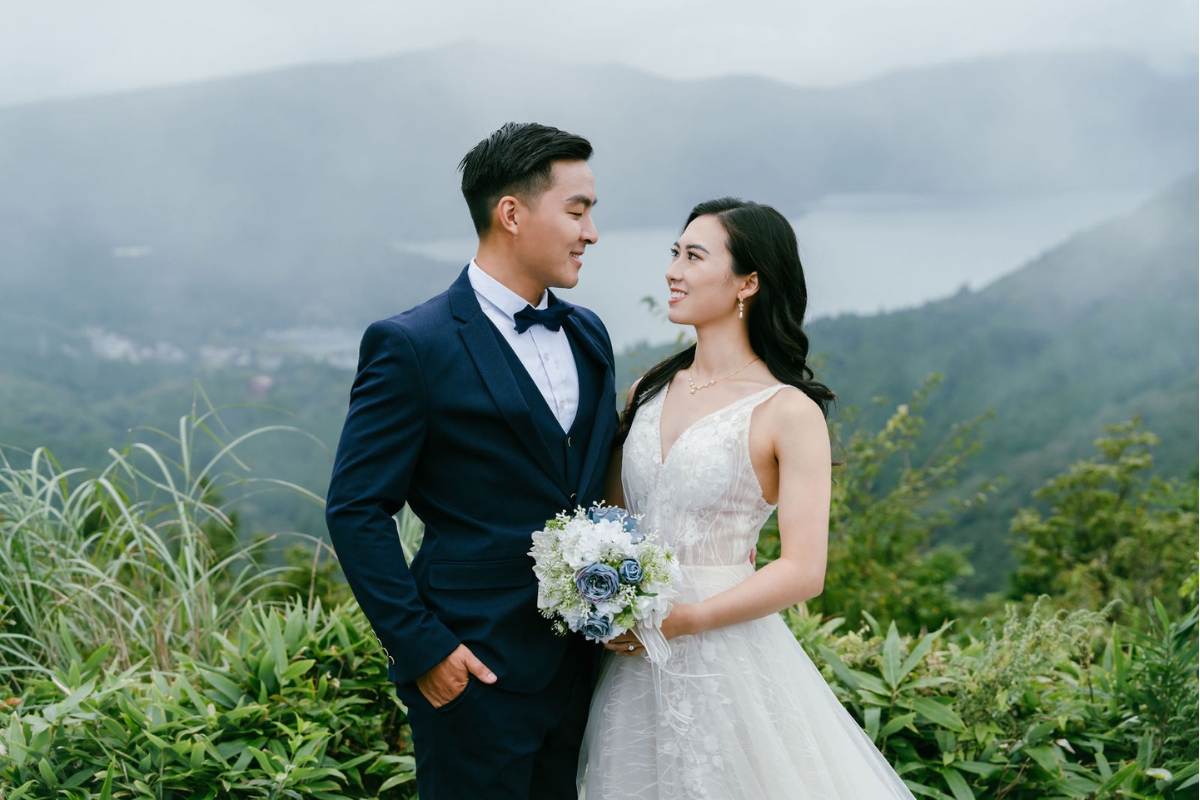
[0,48,1193,357]
[810,176,1198,592]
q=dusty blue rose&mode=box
[588,506,624,525]
[580,613,613,640]
[623,516,643,543]
[620,512,643,542]
[575,563,620,602]
[618,558,644,584]
[589,505,643,542]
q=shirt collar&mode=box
[468,259,549,320]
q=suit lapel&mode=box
[563,314,617,498]
[451,269,569,495]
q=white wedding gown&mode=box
[579,384,915,799]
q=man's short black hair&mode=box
[458,122,593,235]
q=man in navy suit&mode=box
[326,122,618,799]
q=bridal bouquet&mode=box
[529,505,680,650]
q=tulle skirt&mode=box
[579,564,915,799]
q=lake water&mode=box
[396,189,1152,350]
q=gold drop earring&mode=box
[738,298,745,319]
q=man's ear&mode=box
[495,195,521,235]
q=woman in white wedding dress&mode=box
[579,199,916,799]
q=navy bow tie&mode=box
[513,302,575,334]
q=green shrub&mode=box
[0,600,415,799]
[0,415,420,797]
[789,597,1199,799]
[1011,417,1199,616]
[2,406,1196,798]
[0,410,331,680]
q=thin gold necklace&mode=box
[688,356,760,394]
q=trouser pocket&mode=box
[433,674,477,715]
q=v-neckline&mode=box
[656,382,784,466]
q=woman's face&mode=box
[665,214,747,327]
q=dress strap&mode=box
[735,383,791,414]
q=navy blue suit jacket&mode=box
[326,267,618,692]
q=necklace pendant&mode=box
[685,356,760,396]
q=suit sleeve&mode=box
[325,320,460,684]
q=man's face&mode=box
[512,160,598,291]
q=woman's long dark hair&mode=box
[616,197,835,445]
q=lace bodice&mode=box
[622,384,789,566]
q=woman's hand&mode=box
[603,603,702,656]
[604,632,644,657]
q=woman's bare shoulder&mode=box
[759,385,828,438]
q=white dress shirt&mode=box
[468,260,579,431]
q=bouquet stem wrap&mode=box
[635,621,671,664]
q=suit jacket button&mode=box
[567,436,572,447]
[570,492,577,502]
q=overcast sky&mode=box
[1,0,1195,107]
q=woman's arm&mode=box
[662,388,831,639]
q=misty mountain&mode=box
[0,45,1193,364]
[0,46,1194,300]
[805,174,1199,592]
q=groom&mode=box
[326,122,617,799]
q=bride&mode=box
[579,198,915,798]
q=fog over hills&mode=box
[0,47,1193,245]
[808,175,1199,591]
[0,46,1194,355]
